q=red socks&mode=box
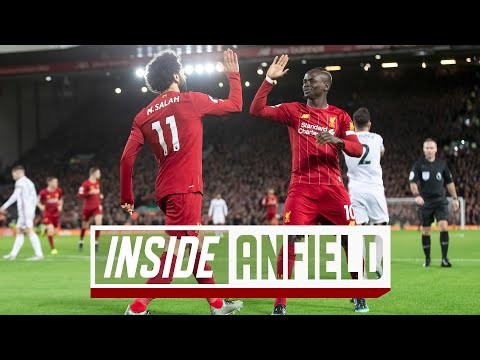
[274,242,296,307]
[131,252,177,314]
[192,251,222,308]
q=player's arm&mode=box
[78,183,88,199]
[443,163,459,211]
[0,184,21,212]
[250,55,292,124]
[58,188,64,212]
[37,194,45,212]
[192,49,242,116]
[223,201,228,217]
[409,161,424,206]
[380,136,385,157]
[120,118,145,214]
[316,113,363,157]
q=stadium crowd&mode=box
[1,65,479,228]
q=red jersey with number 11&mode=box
[120,72,242,205]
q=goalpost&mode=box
[386,197,465,229]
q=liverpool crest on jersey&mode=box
[329,116,336,128]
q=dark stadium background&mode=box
[0,45,478,230]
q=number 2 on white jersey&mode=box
[152,115,180,155]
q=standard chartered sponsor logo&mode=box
[298,121,328,136]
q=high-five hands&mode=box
[217,48,239,76]
[266,54,289,80]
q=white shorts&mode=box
[17,209,35,229]
[212,216,225,225]
[350,191,389,225]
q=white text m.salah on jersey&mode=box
[344,131,385,192]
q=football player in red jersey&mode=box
[262,188,279,225]
[250,55,368,314]
[37,177,63,254]
[77,167,103,252]
[120,48,243,315]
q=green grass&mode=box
[0,230,479,315]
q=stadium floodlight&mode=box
[261,62,268,67]
[115,88,122,94]
[325,65,341,72]
[216,63,223,72]
[375,54,381,60]
[135,68,145,78]
[219,82,224,88]
[184,65,194,75]
[440,59,456,65]
[245,81,250,87]
[195,64,204,74]
[141,87,148,93]
[466,57,472,63]
[45,76,52,81]
[381,62,398,68]
[422,62,427,68]
[301,59,307,64]
[205,63,215,73]
[257,68,264,75]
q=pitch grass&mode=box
[0,230,479,315]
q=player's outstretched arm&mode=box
[1,185,21,211]
[193,49,242,116]
[250,55,291,124]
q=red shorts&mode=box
[42,214,59,228]
[283,184,356,226]
[266,212,277,221]
[158,193,202,237]
[82,206,103,222]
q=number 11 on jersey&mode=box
[152,115,180,156]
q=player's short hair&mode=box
[309,67,333,87]
[144,50,182,94]
[11,165,24,172]
[89,166,100,175]
[353,107,371,128]
[424,137,437,144]
[47,176,57,183]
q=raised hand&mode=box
[219,48,239,76]
[266,54,289,80]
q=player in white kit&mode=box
[0,165,44,261]
[343,108,389,279]
[208,193,228,237]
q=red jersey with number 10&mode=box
[250,79,363,187]
[120,72,242,205]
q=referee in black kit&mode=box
[409,138,459,268]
